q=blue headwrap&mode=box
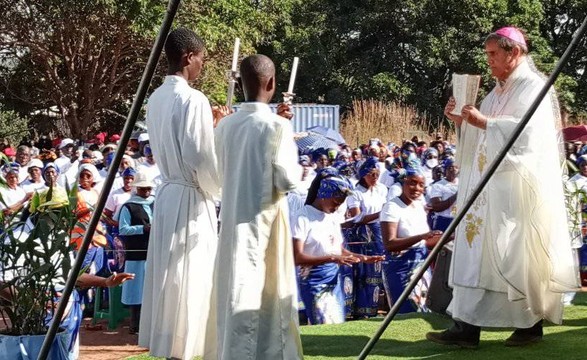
[143,144,153,157]
[122,167,137,178]
[421,148,439,164]
[1,162,20,176]
[390,152,424,183]
[405,163,424,177]
[104,152,115,167]
[43,162,60,176]
[442,157,455,170]
[577,155,587,167]
[317,174,354,199]
[358,157,379,179]
[316,167,339,178]
[332,160,346,169]
[333,161,355,178]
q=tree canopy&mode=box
[0,0,585,139]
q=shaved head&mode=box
[240,55,276,102]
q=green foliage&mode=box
[0,104,29,145]
[540,0,587,115]
[0,185,78,335]
[0,0,585,137]
[175,0,298,104]
[265,0,585,129]
[0,0,159,137]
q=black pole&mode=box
[358,15,587,360]
[37,1,182,358]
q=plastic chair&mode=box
[92,285,129,330]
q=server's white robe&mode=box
[206,102,304,360]
[139,75,219,359]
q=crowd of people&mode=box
[0,25,584,360]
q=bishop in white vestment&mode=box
[428,26,579,348]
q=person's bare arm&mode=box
[430,194,457,212]
[76,272,135,288]
[293,239,359,266]
[381,221,442,252]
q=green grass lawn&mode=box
[127,292,587,360]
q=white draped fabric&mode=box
[139,75,220,359]
[448,59,580,328]
[205,102,303,360]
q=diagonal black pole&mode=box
[358,15,587,360]
[37,1,182,358]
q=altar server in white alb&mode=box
[139,28,220,359]
[206,54,303,360]
[427,26,579,348]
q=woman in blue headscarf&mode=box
[292,169,384,324]
[345,157,388,318]
[380,161,442,313]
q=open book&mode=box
[451,74,481,116]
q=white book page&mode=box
[451,74,481,115]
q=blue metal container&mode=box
[232,103,340,133]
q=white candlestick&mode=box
[231,38,240,72]
[287,57,299,94]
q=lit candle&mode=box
[287,57,299,94]
[231,38,240,72]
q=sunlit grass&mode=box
[127,292,587,360]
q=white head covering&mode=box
[77,163,101,181]
[28,158,44,169]
[132,171,155,188]
[59,138,74,149]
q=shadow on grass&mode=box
[302,326,587,359]
[302,293,587,359]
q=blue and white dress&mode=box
[345,183,387,317]
[292,204,346,324]
[380,196,432,313]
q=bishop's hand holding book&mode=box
[445,73,481,128]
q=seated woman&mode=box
[292,168,384,325]
[380,161,442,314]
[0,163,31,221]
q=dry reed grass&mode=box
[340,99,456,147]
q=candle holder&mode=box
[226,70,240,107]
[282,91,295,105]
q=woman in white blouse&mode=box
[380,162,442,313]
[293,168,384,324]
[345,157,388,318]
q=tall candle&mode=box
[287,57,299,93]
[231,38,240,72]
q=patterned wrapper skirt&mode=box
[299,262,345,324]
[382,246,431,314]
[344,222,384,318]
